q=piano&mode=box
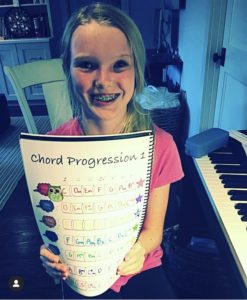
[186,130,247,298]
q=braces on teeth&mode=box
[93,94,119,102]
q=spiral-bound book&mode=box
[19,131,154,297]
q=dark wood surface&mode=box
[0,176,61,299]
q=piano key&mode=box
[223,182,247,188]
[230,130,247,145]
[209,155,242,164]
[230,194,247,201]
[228,190,247,197]
[220,175,247,182]
[241,130,247,135]
[215,165,247,174]
[194,156,247,224]
[194,155,247,288]
[235,203,247,209]
[237,209,247,216]
[228,188,247,201]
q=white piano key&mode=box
[194,155,247,287]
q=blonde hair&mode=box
[61,2,153,133]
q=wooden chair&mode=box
[4,58,72,133]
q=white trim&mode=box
[46,0,53,38]
[200,0,227,131]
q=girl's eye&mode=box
[74,61,97,71]
[114,60,129,71]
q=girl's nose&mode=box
[93,69,113,89]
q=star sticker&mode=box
[136,194,143,203]
[133,224,138,231]
[136,178,145,188]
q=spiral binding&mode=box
[136,132,155,238]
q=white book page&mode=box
[19,131,154,296]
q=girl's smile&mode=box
[90,93,121,105]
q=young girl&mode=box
[40,3,183,299]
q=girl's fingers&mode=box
[40,244,69,279]
[118,256,144,275]
[40,245,60,263]
[40,256,68,273]
[117,242,145,275]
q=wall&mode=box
[128,0,163,49]
[49,0,163,57]
[179,0,211,136]
[49,0,70,58]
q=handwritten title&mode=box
[30,151,146,169]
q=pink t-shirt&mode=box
[48,118,184,292]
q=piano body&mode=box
[184,130,247,298]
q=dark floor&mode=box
[0,176,61,299]
[0,176,243,299]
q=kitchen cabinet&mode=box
[0,41,51,100]
[0,0,52,101]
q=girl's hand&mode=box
[117,241,145,276]
[40,244,69,284]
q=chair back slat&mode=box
[4,58,72,134]
[9,58,66,88]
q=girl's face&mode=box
[70,21,135,124]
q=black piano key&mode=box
[241,215,247,221]
[240,130,247,135]
[235,203,247,209]
[209,154,242,164]
[228,190,247,196]
[228,137,247,158]
[220,174,247,182]
[223,182,247,188]
[230,195,247,201]
[228,190,247,200]
[221,177,247,183]
[210,139,247,171]
[237,209,247,215]
[215,165,247,174]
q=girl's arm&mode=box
[117,184,170,275]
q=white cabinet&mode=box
[0,41,51,100]
[0,43,18,99]
[0,0,52,101]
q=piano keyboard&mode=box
[193,137,247,289]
